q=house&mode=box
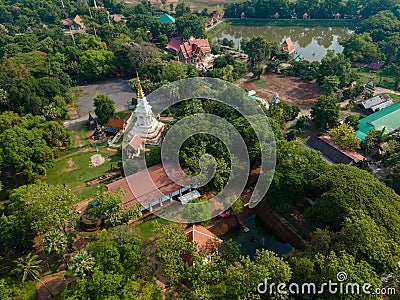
[369,60,382,73]
[111,14,125,23]
[305,135,364,165]
[125,135,142,158]
[241,12,245,18]
[355,101,400,141]
[166,37,182,54]
[206,17,214,27]
[182,225,222,266]
[213,13,223,21]
[177,38,213,70]
[334,12,341,19]
[279,38,297,54]
[359,94,393,113]
[157,13,175,24]
[61,15,85,30]
[303,12,310,19]
[106,164,193,212]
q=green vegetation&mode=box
[353,67,396,90]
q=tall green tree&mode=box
[93,94,116,125]
[311,95,340,130]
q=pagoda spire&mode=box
[137,73,144,99]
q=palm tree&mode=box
[43,230,69,268]
[13,253,54,297]
[70,250,96,279]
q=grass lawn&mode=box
[45,123,121,200]
[137,215,172,240]
[354,67,396,90]
[252,78,268,88]
[45,147,120,200]
[386,93,400,103]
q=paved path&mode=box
[374,87,400,96]
[64,79,134,128]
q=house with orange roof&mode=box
[279,38,297,54]
[182,225,222,266]
[124,135,142,158]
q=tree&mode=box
[342,33,383,63]
[361,129,384,153]
[79,49,114,82]
[160,60,188,82]
[9,184,77,251]
[70,250,96,279]
[311,95,339,130]
[243,35,270,66]
[320,75,340,96]
[12,253,53,297]
[176,14,205,39]
[90,190,141,228]
[317,50,355,88]
[344,114,359,130]
[154,223,197,283]
[289,251,381,299]
[230,198,243,214]
[94,94,116,125]
[42,230,68,268]
[331,124,360,150]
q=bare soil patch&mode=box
[241,73,321,109]
[90,154,105,167]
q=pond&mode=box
[214,25,353,62]
[222,214,293,258]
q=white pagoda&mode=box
[126,75,164,145]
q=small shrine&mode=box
[125,75,164,145]
[271,93,280,104]
[92,119,106,141]
[88,112,97,130]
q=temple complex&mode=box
[125,75,164,145]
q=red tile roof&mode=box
[279,38,297,54]
[108,118,127,130]
[179,39,211,60]
[129,135,142,150]
[166,38,182,53]
[106,164,188,208]
[185,225,221,251]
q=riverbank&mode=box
[226,18,359,28]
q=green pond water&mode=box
[214,25,353,62]
[222,214,293,258]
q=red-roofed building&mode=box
[206,17,214,27]
[182,225,222,266]
[125,135,142,158]
[279,38,297,54]
[108,118,128,131]
[106,164,192,212]
[166,38,182,54]
[178,38,213,70]
[213,13,223,21]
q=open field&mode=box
[241,73,320,108]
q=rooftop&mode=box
[106,164,188,208]
[356,101,400,140]
[157,13,175,23]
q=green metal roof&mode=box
[157,13,175,23]
[356,101,400,140]
[248,95,257,101]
